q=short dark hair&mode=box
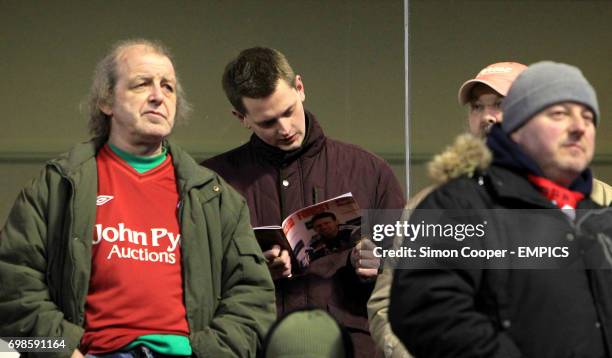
[311,212,337,224]
[222,47,296,115]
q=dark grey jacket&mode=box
[390,162,612,358]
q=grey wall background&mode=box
[0,0,405,224]
[2,0,612,225]
[409,0,612,192]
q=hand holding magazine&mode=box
[254,193,361,274]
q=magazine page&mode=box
[281,193,361,269]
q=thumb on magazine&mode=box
[357,237,376,251]
[264,246,292,280]
[351,238,380,280]
[263,245,282,261]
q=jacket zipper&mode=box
[49,162,79,323]
[176,189,197,342]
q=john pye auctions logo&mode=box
[94,223,181,264]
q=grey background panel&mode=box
[408,0,612,193]
[0,0,405,224]
[2,0,612,225]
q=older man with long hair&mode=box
[0,39,275,358]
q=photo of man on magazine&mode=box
[307,212,361,263]
[253,193,361,272]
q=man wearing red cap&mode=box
[458,62,527,135]
[367,61,526,358]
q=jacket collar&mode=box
[486,165,600,212]
[249,109,326,167]
[48,141,98,179]
[49,139,216,193]
[486,124,592,197]
[166,140,216,192]
[424,128,596,209]
[485,165,557,207]
[422,132,548,205]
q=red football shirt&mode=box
[81,145,189,353]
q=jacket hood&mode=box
[427,133,492,185]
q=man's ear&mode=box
[231,110,250,129]
[99,101,113,116]
[295,75,306,102]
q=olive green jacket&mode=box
[0,140,276,357]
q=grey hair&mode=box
[87,39,191,146]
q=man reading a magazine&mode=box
[202,46,405,356]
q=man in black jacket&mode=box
[390,61,612,357]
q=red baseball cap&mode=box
[457,62,527,104]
